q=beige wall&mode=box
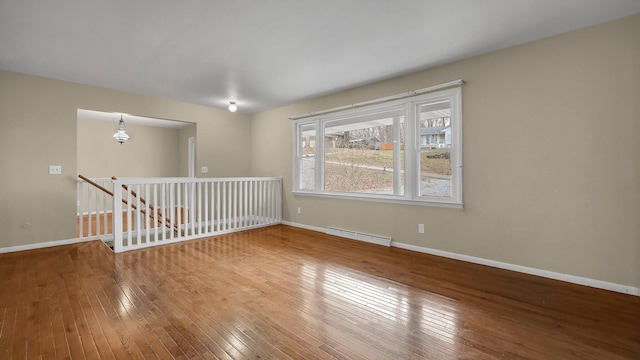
[77,118,192,178]
[251,15,640,288]
[0,71,251,247]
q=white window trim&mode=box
[292,84,463,209]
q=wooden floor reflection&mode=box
[1,225,638,359]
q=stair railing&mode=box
[78,174,180,238]
[78,175,283,252]
[111,176,184,236]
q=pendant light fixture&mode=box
[228,101,237,112]
[113,114,130,144]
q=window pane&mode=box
[323,108,404,195]
[298,123,316,190]
[419,100,452,198]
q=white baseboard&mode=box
[282,221,325,233]
[0,237,91,254]
[283,221,640,296]
[393,242,639,296]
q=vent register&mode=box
[326,227,392,247]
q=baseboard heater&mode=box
[326,227,392,247]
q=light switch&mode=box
[49,165,62,175]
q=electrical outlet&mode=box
[297,207,301,215]
[201,166,209,174]
[418,224,424,234]
[49,165,62,175]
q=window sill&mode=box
[291,190,463,209]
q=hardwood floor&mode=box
[1,225,638,359]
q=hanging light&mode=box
[228,101,237,112]
[113,114,130,144]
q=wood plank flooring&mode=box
[1,225,638,359]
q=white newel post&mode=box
[113,180,123,253]
[277,177,283,222]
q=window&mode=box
[323,106,404,196]
[293,86,462,208]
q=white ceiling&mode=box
[1,1,639,114]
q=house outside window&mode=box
[293,86,462,208]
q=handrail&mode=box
[111,176,183,236]
[78,174,115,198]
[78,174,179,235]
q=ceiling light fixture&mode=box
[228,101,238,113]
[113,114,130,144]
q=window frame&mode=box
[293,86,463,209]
